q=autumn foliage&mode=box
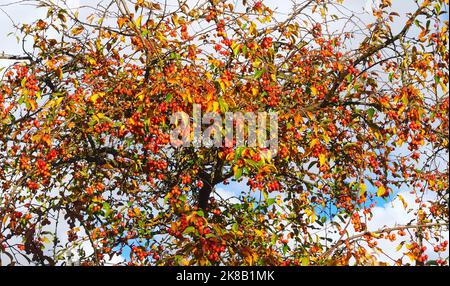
[0,0,448,266]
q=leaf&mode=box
[71,26,84,36]
[41,236,51,244]
[57,12,67,23]
[377,185,389,197]
[171,14,179,27]
[254,69,264,79]
[183,226,195,234]
[396,241,405,251]
[397,194,408,209]
[231,42,241,57]
[360,183,367,197]
[135,15,143,27]
[367,108,375,120]
[301,257,309,266]
[310,138,319,148]
[2,214,9,226]
[218,97,229,112]
[319,153,326,166]
[233,165,243,180]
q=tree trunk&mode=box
[198,184,213,211]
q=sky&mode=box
[0,0,448,265]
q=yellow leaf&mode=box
[251,87,258,96]
[29,100,37,111]
[71,26,84,36]
[171,14,179,27]
[135,15,142,27]
[322,132,330,144]
[305,208,316,223]
[2,214,9,225]
[92,113,105,123]
[31,134,41,143]
[136,91,145,101]
[406,252,416,261]
[319,153,326,166]
[360,183,367,197]
[89,92,104,103]
[218,80,226,92]
[396,241,405,251]
[249,22,257,36]
[310,138,319,148]
[311,86,317,96]
[397,194,408,209]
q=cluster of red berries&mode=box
[131,246,156,262]
[180,174,192,185]
[267,180,281,192]
[27,180,39,191]
[198,235,226,263]
[434,240,448,252]
[93,122,112,134]
[261,37,273,49]
[46,149,58,161]
[145,159,167,172]
[36,159,50,178]
[408,133,424,151]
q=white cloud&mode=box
[214,187,240,204]
[363,191,449,264]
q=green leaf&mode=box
[388,72,394,82]
[301,257,309,266]
[235,147,245,160]
[205,233,215,239]
[242,45,247,55]
[367,108,375,120]
[234,167,243,180]
[253,69,264,79]
[218,96,229,112]
[282,244,289,255]
[102,202,110,212]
